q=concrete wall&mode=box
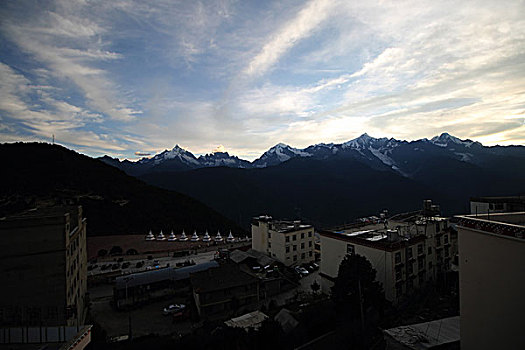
[458,225,525,350]
[251,221,268,252]
[271,227,314,266]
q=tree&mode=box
[97,249,107,257]
[109,245,123,255]
[126,248,138,255]
[311,280,321,294]
[331,254,384,318]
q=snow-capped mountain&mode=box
[100,133,525,179]
[198,152,252,168]
[252,143,312,168]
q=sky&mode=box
[0,0,524,161]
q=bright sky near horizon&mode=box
[1,0,524,160]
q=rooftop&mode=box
[190,263,258,293]
[383,316,460,349]
[320,221,427,251]
[471,195,525,204]
[224,311,268,330]
[115,261,219,289]
[252,216,313,233]
[455,212,525,240]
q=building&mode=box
[319,201,455,304]
[191,264,260,318]
[251,216,315,266]
[0,206,88,327]
[113,261,219,309]
[456,212,525,350]
[470,195,525,215]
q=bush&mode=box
[126,248,138,255]
[97,249,108,257]
[110,245,123,255]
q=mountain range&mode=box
[100,133,525,179]
[100,133,525,228]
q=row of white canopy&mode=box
[144,229,249,243]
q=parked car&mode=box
[135,261,144,268]
[122,262,130,269]
[163,304,186,316]
[294,266,309,276]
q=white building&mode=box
[319,201,455,304]
[251,216,315,266]
[456,212,525,350]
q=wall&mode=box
[458,225,525,350]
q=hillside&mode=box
[140,156,462,228]
[0,142,244,236]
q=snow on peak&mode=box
[343,133,379,149]
[430,133,472,148]
[153,145,199,165]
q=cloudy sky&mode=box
[1,0,524,160]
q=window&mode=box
[301,242,305,249]
[435,222,440,232]
[309,251,313,257]
[396,285,403,298]
[301,253,305,259]
[418,258,424,270]
[308,231,312,237]
[419,273,425,285]
[293,235,297,241]
[347,244,355,255]
[417,244,423,255]
[309,241,312,247]
[436,237,441,246]
[407,263,413,275]
[407,247,413,259]
[395,252,401,264]
[444,235,449,244]
[395,267,402,280]
[301,233,305,239]
[293,245,297,251]
[286,246,290,253]
[285,236,290,243]
[445,247,450,257]
[428,261,433,270]
[268,242,271,248]
[428,247,432,255]
[268,231,271,239]
[293,255,297,261]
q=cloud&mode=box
[243,0,336,77]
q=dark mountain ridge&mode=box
[0,142,244,236]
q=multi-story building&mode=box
[319,201,455,304]
[0,206,88,327]
[456,212,525,350]
[251,216,315,266]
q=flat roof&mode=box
[471,195,525,204]
[383,316,460,349]
[115,261,219,289]
[320,223,426,252]
[455,212,525,240]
